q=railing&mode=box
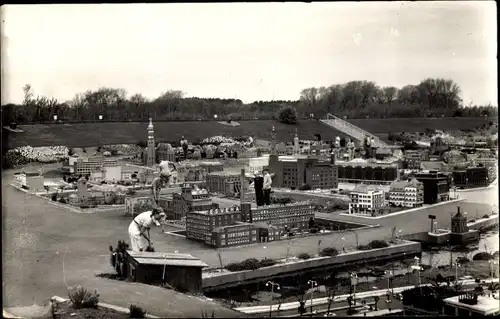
[323,114,388,147]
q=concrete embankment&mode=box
[468,214,499,231]
[401,214,499,245]
[202,241,421,291]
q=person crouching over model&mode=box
[152,160,174,205]
[128,208,164,252]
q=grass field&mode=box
[350,117,496,133]
[6,117,496,148]
[7,120,348,148]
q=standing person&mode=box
[180,136,189,158]
[152,160,174,205]
[253,170,264,207]
[263,168,273,206]
[128,208,164,252]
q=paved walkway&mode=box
[2,170,243,318]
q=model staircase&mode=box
[320,114,390,148]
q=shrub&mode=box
[319,247,338,257]
[298,253,312,260]
[68,286,100,309]
[456,256,470,264]
[51,194,57,201]
[58,197,67,204]
[129,305,146,318]
[299,184,312,191]
[367,240,389,249]
[473,252,493,261]
[278,106,298,125]
[225,258,260,272]
[357,244,369,250]
[136,140,147,148]
[270,195,294,205]
[225,258,277,271]
[482,214,490,219]
[309,227,319,234]
[259,258,278,268]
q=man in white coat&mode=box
[128,208,164,252]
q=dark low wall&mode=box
[202,241,421,291]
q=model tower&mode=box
[293,128,300,155]
[146,117,156,166]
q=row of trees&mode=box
[299,78,496,118]
[1,78,497,125]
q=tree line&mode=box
[1,78,497,126]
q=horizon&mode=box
[1,2,497,106]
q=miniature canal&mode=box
[203,230,498,304]
[206,183,500,306]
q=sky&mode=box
[1,2,497,106]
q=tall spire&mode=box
[271,126,277,155]
[146,117,156,166]
[293,128,299,155]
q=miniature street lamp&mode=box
[385,291,392,312]
[411,256,423,295]
[308,280,318,315]
[341,236,346,253]
[53,115,58,121]
[385,270,394,295]
[266,281,280,318]
[99,115,103,120]
[488,260,498,280]
[454,262,461,283]
[214,114,218,119]
[360,299,370,317]
[350,272,358,305]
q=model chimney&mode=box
[457,205,461,215]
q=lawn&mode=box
[8,120,348,149]
[349,117,496,133]
[6,117,496,149]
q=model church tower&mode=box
[293,129,300,155]
[146,118,156,167]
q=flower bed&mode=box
[52,300,129,319]
[102,144,143,155]
[5,145,69,166]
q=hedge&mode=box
[319,247,339,257]
[225,258,278,272]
